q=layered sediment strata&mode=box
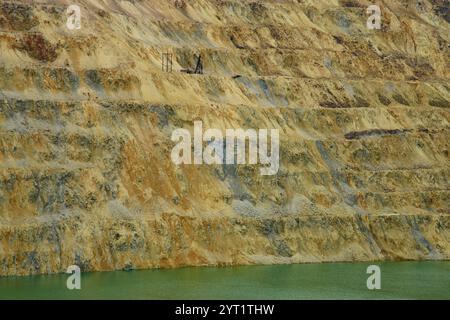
[0,0,449,275]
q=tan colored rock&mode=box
[0,0,449,276]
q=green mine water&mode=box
[0,261,449,299]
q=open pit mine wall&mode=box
[0,0,449,276]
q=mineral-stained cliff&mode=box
[0,0,449,276]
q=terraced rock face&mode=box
[0,0,449,276]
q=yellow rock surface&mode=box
[0,0,449,275]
